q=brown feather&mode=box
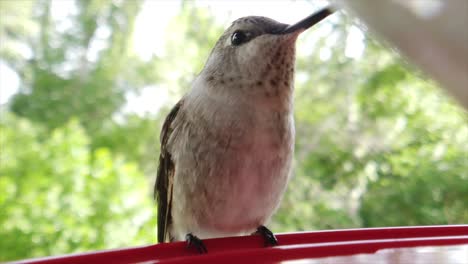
[154,99,183,243]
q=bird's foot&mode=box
[254,225,278,246]
[185,233,208,254]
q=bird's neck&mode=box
[192,71,295,113]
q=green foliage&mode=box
[91,114,161,175]
[158,2,223,95]
[0,114,156,261]
[273,14,468,231]
[0,0,37,65]
[6,0,154,134]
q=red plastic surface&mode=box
[12,225,468,264]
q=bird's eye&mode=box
[231,31,248,46]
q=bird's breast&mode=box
[173,94,294,236]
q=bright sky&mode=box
[0,0,364,114]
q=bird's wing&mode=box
[154,99,183,243]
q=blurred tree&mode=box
[272,15,468,231]
[157,1,223,96]
[0,0,37,67]
[357,56,468,226]
[0,113,156,261]
[4,0,158,134]
[92,114,161,175]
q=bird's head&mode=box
[199,8,333,99]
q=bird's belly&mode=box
[186,130,292,239]
[208,144,291,233]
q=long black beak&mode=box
[281,7,334,34]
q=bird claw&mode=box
[255,225,278,246]
[185,233,208,254]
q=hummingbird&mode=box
[155,7,334,253]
